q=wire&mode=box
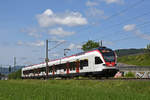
[104,0,145,22]
[59,0,147,52]
[49,41,66,51]
[93,20,150,41]
[74,0,145,34]
[95,11,150,34]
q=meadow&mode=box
[118,53,150,66]
[0,80,150,100]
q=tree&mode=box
[9,66,11,73]
[82,40,100,51]
[147,44,150,49]
[146,44,150,53]
[8,69,21,79]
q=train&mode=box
[21,46,118,79]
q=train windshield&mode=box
[99,49,115,62]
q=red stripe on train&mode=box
[66,62,69,74]
[76,60,80,73]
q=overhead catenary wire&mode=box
[93,29,150,47]
[94,11,150,35]
[48,40,66,51]
[73,21,150,49]
[60,0,148,53]
[103,0,145,22]
[92,20,150,42]
[69,0,147,48]
[74,0,146,34]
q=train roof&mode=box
[83,46,112,52]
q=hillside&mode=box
[118,53,150,66]
[115,48,145,57]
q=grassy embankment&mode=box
[118,53,150,66]
[0,80,150,100]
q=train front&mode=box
[98,47,118,76]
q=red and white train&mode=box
[21,47,118,79]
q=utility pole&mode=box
[0,65,2,74]
[45,40,49,79]
[9,65,11,73]
[14,57,16,71]
[100,40,103,47]
[45,39,65,79]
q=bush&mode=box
[8,69,21,79]
[124,71,135,78]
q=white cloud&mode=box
[86,1,99,7]
[103,41,114,46]
[135,30,150,40]
[48,37,66,43]
[123,24,150,40]
[68,43,82,49]
[49,52,62,60]
[123,24,136,31]
[17,41,45,47]
[48,27,75,37]
[36,9,88,27]
[86,8,107,19]
[28,41,45,47]
[43,9,53,16]
[51,53,60,57]
[17,41,24,45]
[103,0,124,4]
[21,28,42,38]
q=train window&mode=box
[83,59,88,66]
[24,71,28,75]
[60,64,65,70]
[29,69,34,73]
[80,60,83,67]
[23,71,25,74]
[26,71,28,75]
[80,59,88,68]
[25,71,28,75]
[80,66,83,70]
[70,67,72,71]
[37,68,40,73]
[49,67,52,73]
[95,57,103,64]
[55,64,61,70]
[35,69,37,74]
[69,62,75,70]
[73,66,75,70]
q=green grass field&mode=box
[118,53,150,66]
[0,80,150,100]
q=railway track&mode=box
[53,77,150,81]
[97,78,150,81]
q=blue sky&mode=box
[0,0,150,66]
